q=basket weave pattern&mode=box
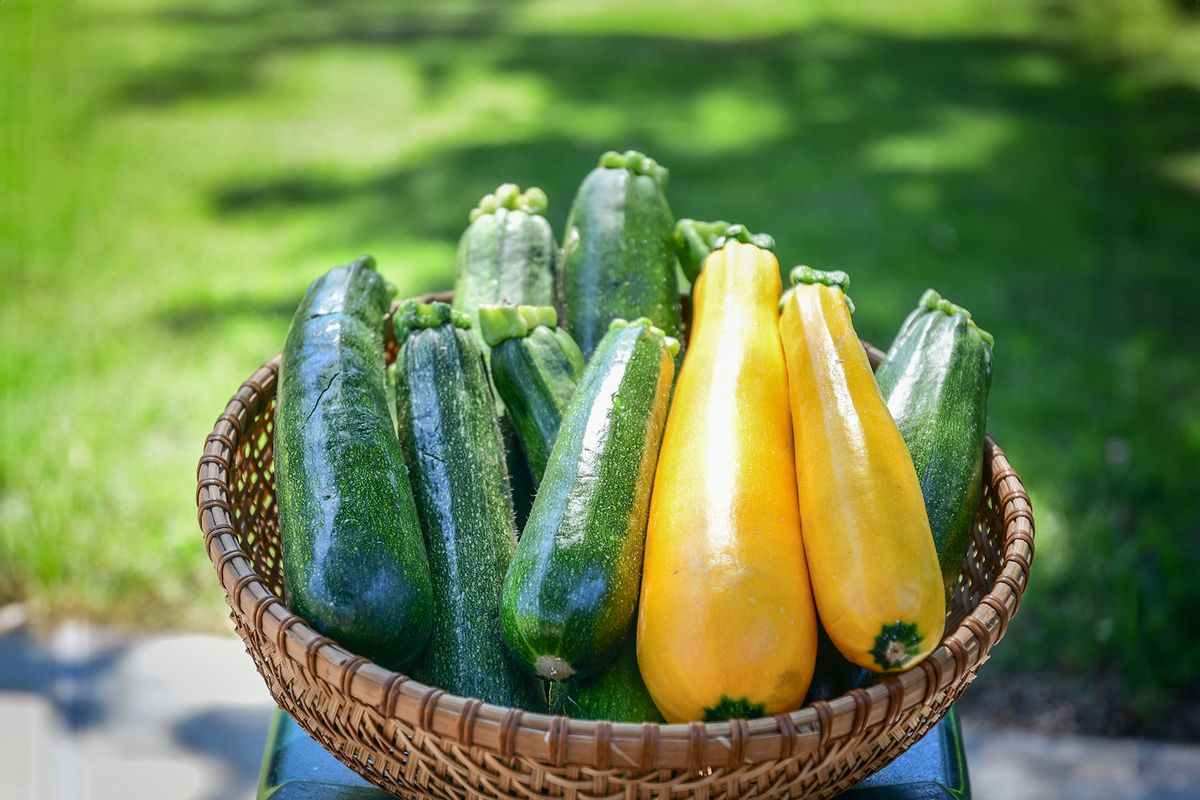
[197,335,1033,800]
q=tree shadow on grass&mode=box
[156,294,300,334]
[110,0,516,107]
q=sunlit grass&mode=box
[2,0,1198,735]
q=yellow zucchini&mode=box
[778,266,944,672]
[637,235,818,722]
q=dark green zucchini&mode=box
[276,257,434,672]
[480,304,585,483]
[549,630,664,722]
[874,289,994,598]
[505,423,537,532]
[560,150,682,358]
[452,183,557,349]
[804,624,870,704]
[393,301,545,710]
[500,318,678,681]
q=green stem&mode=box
[393,300,472,345]
[477,304,558,348]
[674,219,775,283]
[468,183,549,222]
[597,149,669,190]
[919,289,994,347]
[787,265,856,314]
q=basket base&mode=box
[257,708,970,800]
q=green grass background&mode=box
[3,0,1198,738]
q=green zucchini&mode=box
[500,319,679,681]
[549,630,664,722]
[479,304,585,483]
[560,150,682,358]
[874,289,994,598]
[276,257,434,671]
[451,183,552,525]
[452,183,557,349]
[506,425,537,531]
[393,301,545,710]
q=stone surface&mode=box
[966,725,1200,800]
[0,619,274,800]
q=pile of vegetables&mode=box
[274,150,995,724]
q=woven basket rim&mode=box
[196,311,1034,773]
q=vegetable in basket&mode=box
[549,629,664,723]
[452,183,557,348]
[276,257,434,672]
[480,304,585,483]
[560,150,682,358]
[638,227,819,723]
[874,289,994,600]
[500,318,677,682]
[778,266,944,673]
[393,301,545,710]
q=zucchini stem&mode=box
[393,300,471,345]
[786,265,856,314]
[477,303,558,348]
[597,149,669,189]
[919,289,995,347]
[468,183,549,222]
[674,219,775,282]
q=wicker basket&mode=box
[196,297,1034,800]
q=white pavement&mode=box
[1,617,1197,800]
[0,618,274,799]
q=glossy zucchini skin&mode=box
[393,301,545,710]
[481,304,585,483]
[549,630,664,723]
[500,319,677,682]
[637,241,818,722]
[560,150,682,358]
[874,290,994,598]
[779,266,944,673]
[452,184,557,349]
[277,257,434,672]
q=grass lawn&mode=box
[3,0,1198,738]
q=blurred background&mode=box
[2,0,1199,794]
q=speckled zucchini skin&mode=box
[481,305,585,483]
[874,290,994,598]
[276,257,434,672]
[500,319,677,682]
[393,301,545,710]
[452,184,557,349]
[560,151,682,358]
[549,630,664,722]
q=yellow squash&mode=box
[779,266,944,672]
[637,236,818,722]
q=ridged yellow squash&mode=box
[637,236,818,723]
[779,266,945,672]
